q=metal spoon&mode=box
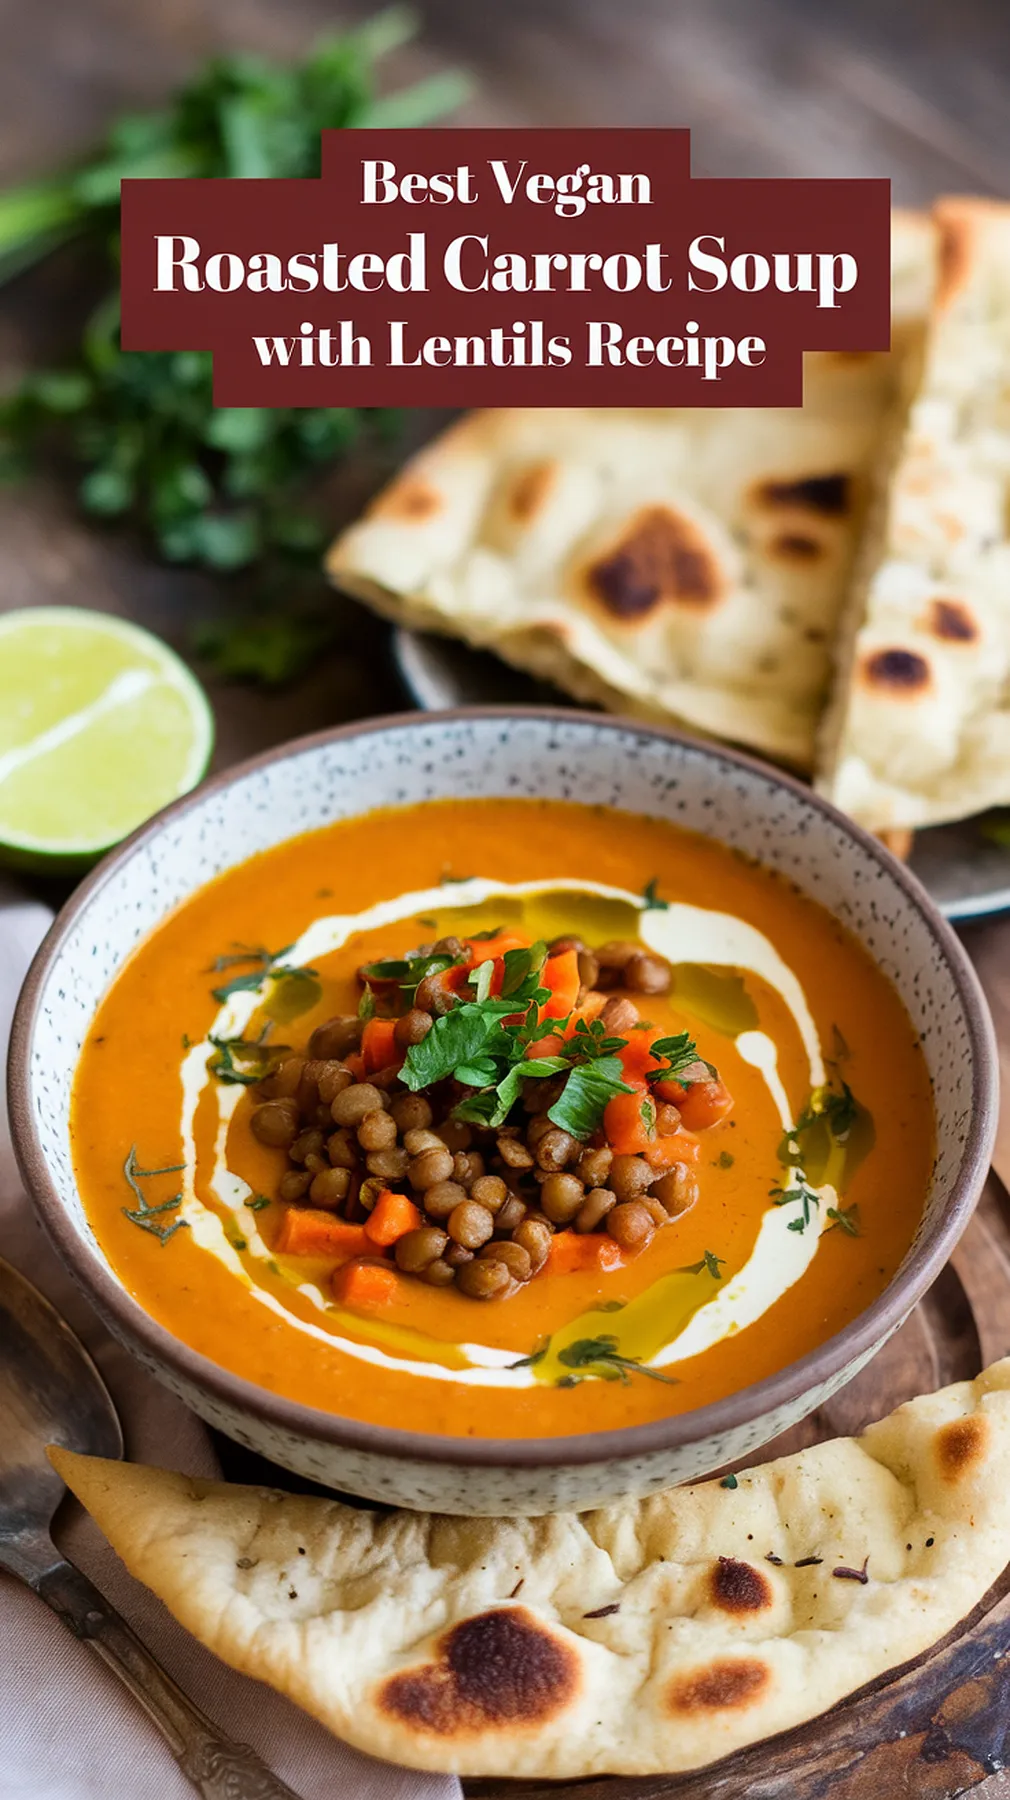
[0,1255,303,1799]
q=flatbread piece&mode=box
[818,199,1010,829]
[52,1357,1010,1779]
[328,215,934,771]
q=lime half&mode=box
[0,607,214,872]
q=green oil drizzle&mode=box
[529,1264,722,1386]
[670,965,759,1036]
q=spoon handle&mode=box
[36,1557,305,1799]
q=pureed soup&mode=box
[71,799,933,1439]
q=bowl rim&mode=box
[8,705,999,1471]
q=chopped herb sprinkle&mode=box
[121,1145,188,1245]
[720,1474,739,1490]
[832,1557,870,1584]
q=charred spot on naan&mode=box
[921,598,979,644]
[368,476,443,522]
[376,1608,580,1737]
[935,209,974,311]
[935,1415,989,1482]
[767,532,826,563]
[709,1557,774,1615]
[858,647,933,698]
[582,506,725,621]
[667,1657,772,1714]
[753,473,852,517]
[508,460,559,523]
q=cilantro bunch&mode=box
[398,941,636,1140]
[0,9,469,680]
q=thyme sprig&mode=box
[555,1336,680,1387]
[769,1176,820,1234]
[121,1145,188,1244]
[826,1203,861,1238]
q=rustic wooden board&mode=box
[460,1173,1010,1800]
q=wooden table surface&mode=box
[2,1,1010,1793]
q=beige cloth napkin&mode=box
[0,885,461,1800]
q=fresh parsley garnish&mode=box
[556,1336,679,1386]
[642,878,670,911]
[0,14,468,683]
[716,1150,735,1169]
[645,1030,714,1086]
[244,1194,271,1213]
[121,1145,188,1245]
[547,1058,631,1139]
[403,947,633,1139]
[826,1203,861,1237]
[681,1250,726,1280]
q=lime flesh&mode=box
[0,607,214,871]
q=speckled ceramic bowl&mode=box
[8,710,998,1515]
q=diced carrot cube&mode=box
[343,1051,365,1080]
[547,1233,625,1276]
[604,1087,657,1154]
[540,948,580,1020]
[364,1190,422,1247]
[274,1211,370,1260]
[619,1030,664,1083]
[465,932,530,965]
[677,1079,734,1131]
[361,1016,401,1075]
[652,1076,688,1104]
[332,1258,401,1309]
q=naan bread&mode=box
[819,199,1010,829]
[52,1358,1010,1780]
[327,214,935,771]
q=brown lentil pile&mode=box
[250,933,702,1300]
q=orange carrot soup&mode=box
[71,798,934,1438]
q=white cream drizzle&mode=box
[177,877,832,1387]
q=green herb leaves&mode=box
[547,1058,629,1139]
[0,11,468,680]
[769,1176,820,1233]
[209,942,317,1003]
[645,1030,713,1086]
[681,1250,726,1279]
[642,878,669,911]
[402,996,528,1093]
[779,1077,874,1192]
[826,1203,861,1237]
[555,1336,679,1386]
[401,949,633,1139]
[121,1145,188,1244]
[207,1033,286,1086]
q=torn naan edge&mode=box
[327,213,935,772]
[819,199,1010,829]
[52,1358,1010,1780]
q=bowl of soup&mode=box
[9,710,996,1514]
